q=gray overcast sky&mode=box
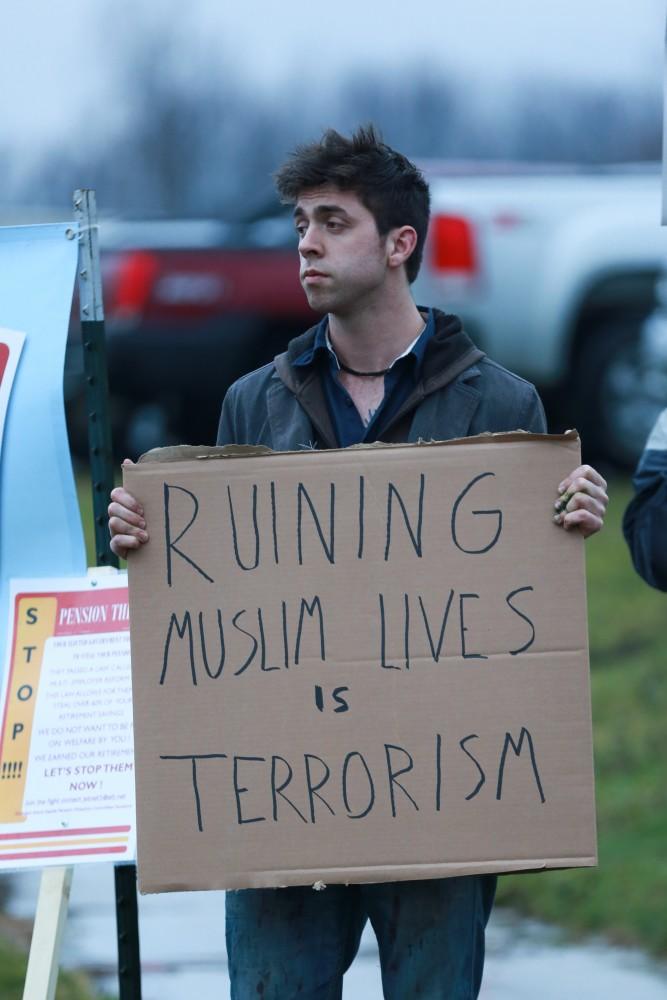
[0,0,663,149]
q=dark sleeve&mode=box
[622,410,667,592]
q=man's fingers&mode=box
[108,472,147,556]
[110,486,144,517]
[555,478,607,505]
[560,508,604,539]
[559,490,607,519]
[108,515,148,542]
[553,494,606,529]
[110,534,141,559]
[554,474,608,519]
[108,500,146,530]
[567,476,607,499]
[557,464,607,494]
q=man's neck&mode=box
[327,295,426,372]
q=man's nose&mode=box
[299,227,322,257]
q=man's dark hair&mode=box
[275,125,430,284]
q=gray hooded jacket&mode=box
[217,309,546,450]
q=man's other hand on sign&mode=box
[108,460,148,558]
[552,464,608,538]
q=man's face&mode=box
[294,187,389,316]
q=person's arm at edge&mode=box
[622,409,667,591]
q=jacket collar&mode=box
[272,308,485,448]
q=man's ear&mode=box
[386,226,418,271]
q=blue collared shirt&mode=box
[293,309,434,447]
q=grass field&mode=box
[0,934,100,1000]
[498,477,667,954]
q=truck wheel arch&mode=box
[561,267,660,467]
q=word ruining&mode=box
[162,471,502,585]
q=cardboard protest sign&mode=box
[125,433,596,894]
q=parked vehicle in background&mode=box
[413,162,667,466]
[66,162,667,466]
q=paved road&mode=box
[4,865,667,998]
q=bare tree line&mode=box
[7,48,661,220]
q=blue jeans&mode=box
[225,875,497,999]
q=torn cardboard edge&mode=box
[137,429,581,465]
[141,855,598,895]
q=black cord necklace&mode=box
[334,318,427,378]
[337,360,392,377]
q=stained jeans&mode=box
[225,874,497,1000]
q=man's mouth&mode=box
[302,269,328,280]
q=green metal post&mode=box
[73,189,142,999]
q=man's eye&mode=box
[295,226,307,238]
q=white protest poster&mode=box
[0,572,135,869]
[0,326,25,461]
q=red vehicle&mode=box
[66,214,315,456]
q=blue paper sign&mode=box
[0,223,87,678]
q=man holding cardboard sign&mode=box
[110,127,607,999]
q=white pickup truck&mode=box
[412,163,667,466]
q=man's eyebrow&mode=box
[293,204,352,219]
